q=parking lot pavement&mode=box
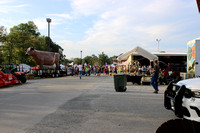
[22,75,176,133]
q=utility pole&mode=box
[46,18,51,51]
[156,39,161,52]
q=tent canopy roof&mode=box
[117,46,158,61]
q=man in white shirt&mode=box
[78,64,82,79]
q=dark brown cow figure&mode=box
[26,47,60,69]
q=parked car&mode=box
[66,66,73,76]
[160,65,186,85]
[164,78,200,122]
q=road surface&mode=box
[0,75,176,133]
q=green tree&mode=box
[91,54,98,66]
[98,52,110,66]
[2,21,42,65]
[61,58,73,65]
[73,58,82,65]
[1,21,66,67]
[83,56,92,65]
[45,37,65,64]
[109,55,118,64]
[0,26,7,64]
[10,21,40,37]
[0,26,7,43]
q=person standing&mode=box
[151,60,160,93]
[78,64,83,79]
[85,66,88,76]
[74,66,77,76]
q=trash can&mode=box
[113,74,127,92]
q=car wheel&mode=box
[164,90,171,110]
[174,85,186,118]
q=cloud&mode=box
[33,18,47,30]
[0,0,29,13]
[0,0,197,59]
[69,0,193,47]
[48,13,72,19]
[57,0,197,59]
[59,37,132,59]
[0,0,14,4]
[58,40,82,58]
[71,0,114,16]
[33,17,63,31]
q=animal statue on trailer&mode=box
[26,47,60,69]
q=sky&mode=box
[0,0,200,59]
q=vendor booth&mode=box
[117,46,158,73]
[117,46,158,85]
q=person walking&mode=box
[78,64,83,79]
[151,60,160,93]
[74,66,78,76]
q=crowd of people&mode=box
[70,64,118,77]
[70,63,157,78]
[70,62,160,93]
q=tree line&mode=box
[71,52,118,66]
[0,21,118,67]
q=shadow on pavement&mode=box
[156,119,200,133]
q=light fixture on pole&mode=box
[156,39,161,52]
[46,18,51,51]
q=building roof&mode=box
[118,47,187,61]
[152,52,187,56]
[117,46,158,61]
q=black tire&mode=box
[164,90,171,110]
[20,77,26,83]
[164,81,174,109]
[174,85,186,118]
[15,75,26,83]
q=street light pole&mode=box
[46,18,51,51]
[156,39,161,52]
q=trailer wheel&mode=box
[52,73,55,78]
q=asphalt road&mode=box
[0,75,176,133]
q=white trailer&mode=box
[187,37,200,77]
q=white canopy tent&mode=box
[117,46,158,61]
